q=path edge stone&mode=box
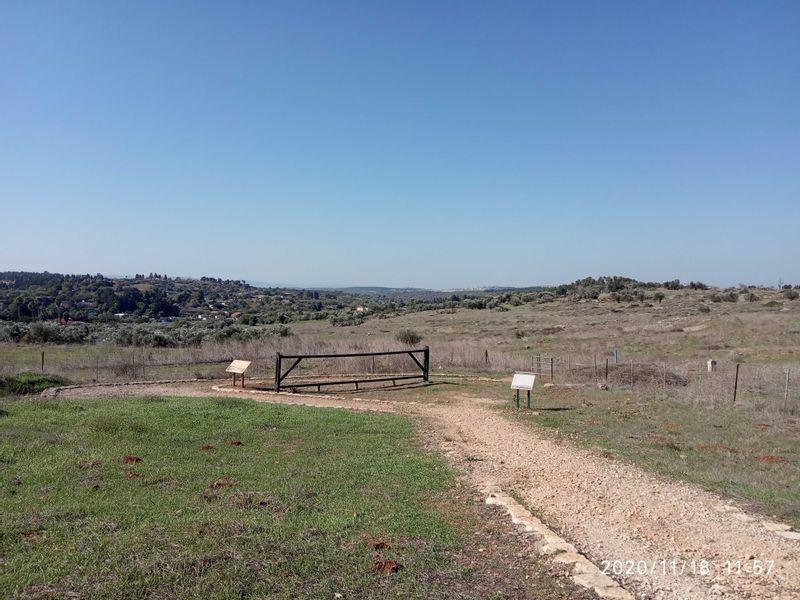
[485,484,635,600]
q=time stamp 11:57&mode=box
[601,559,775,577]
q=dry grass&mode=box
[1,288,798,412]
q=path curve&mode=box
[47,381,800,599]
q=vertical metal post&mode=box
[275,353,282,392]
[527,389,531,409]
[785,369,790,413]
[605,358,609,382]
[733,363,740,404]
[550,357,554,382]
[423,346,430,382]
[41,351,44,372]
[515,389,520,410]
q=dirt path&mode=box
[49,382,800,599]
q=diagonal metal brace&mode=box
[279,357,303,383]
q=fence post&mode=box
[733,363,740,404]
[275,353,282,392]
[41,351,44,372]
[423,346,430,382]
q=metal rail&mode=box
[274,347,429,392]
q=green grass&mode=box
[0,372,68,396]
[515,386,800,528]
[0,396,460,599]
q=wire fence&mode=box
[3,341,798,415]
[513,353,800,416]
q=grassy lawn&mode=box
[0,396,461,599]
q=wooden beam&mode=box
[279,357,303,383]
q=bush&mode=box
[0,322,27,342]
[0,372,69,395]
[396,329,423,346]
[25,322,64,343]
[783,289,799,301]
[271,325,292,337]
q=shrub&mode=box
[271,325,292,337]
[396,329,423,346]
[25,322,64,344]
[783,289,799,301]
[0,372,69,395]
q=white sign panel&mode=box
[225,360,251,374]
[511,372,536,391]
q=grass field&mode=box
[0,396,459,599]
[3,288,800,384]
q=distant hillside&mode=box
[313,286,432,295]
[312,286,453,300]
[3,271,791,347]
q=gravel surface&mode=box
[48,382,800,599]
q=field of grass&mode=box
[1,396,476,599]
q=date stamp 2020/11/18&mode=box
[600,559,775,578]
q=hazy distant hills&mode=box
[308,286,535,300]
[312,286,434,295]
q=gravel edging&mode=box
[486,485,634,600]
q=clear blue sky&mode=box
[2,1,798,288]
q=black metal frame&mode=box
[274,347,429,392]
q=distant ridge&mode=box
[311,286,433,295]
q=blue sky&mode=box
[2,1,798,288]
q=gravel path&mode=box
[425,400,800,600]
[48,382,800,599]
